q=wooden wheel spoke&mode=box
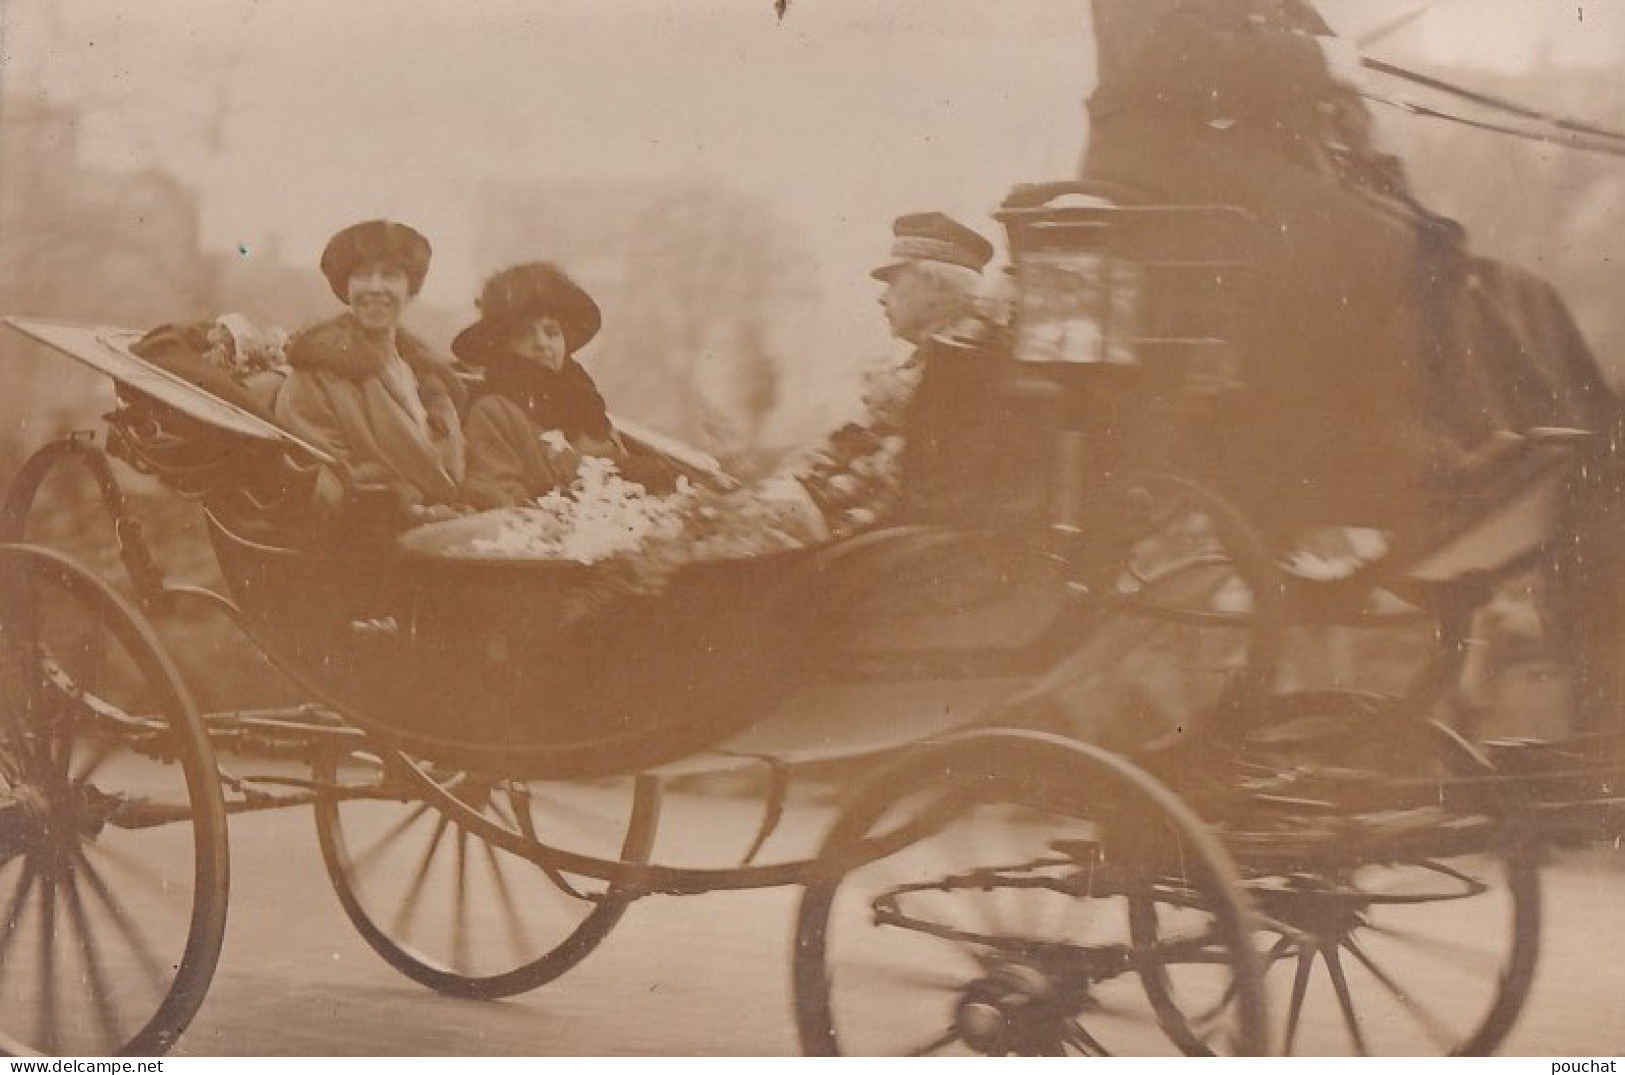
[0,859,40,966]
[477,838,539,960]
[1258,930,1300,972]
[1064,1018,1116,1057]
[62,870,126,1048]
[35,874,60,1052]
[390,813,452,940]
[514,784,619,836]
[451,825,471,970]
[1361,918,1505,969]
[73,848,172,993]
[1320,944,1371,1056]
[905,1026,963,1056]
[1340,934,1460,1051]
[78,836,171,893]
[349,801,434,877]
[1282,946,1317,1055]
[485,788,524,834]
[837,957,967,995]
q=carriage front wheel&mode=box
[794,729,1269,1056]
[0,544,230,1056]
[1213,692,1542,1056]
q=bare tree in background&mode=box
[476,180,816,472]
[612,185,812,471]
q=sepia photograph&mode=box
[2,0,1624,1057]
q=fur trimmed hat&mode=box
[319,220,433,302]
[451,262,603,365]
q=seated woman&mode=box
[453,261,669,509]
[274,219,467,528]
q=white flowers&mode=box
[462,456,820,571]
[205,313,288,377]
[471,456,689,564]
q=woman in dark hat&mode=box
[275,219,467,522]
[456,261,652,509]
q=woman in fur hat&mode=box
[456,261,655,509]
[274,219,467,524]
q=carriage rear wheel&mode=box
[794,730,1269,1056]
[1243,847,1539,1056]
[1195,691,1541,1055]
[0,544,229,1056]
[313,754,656,999]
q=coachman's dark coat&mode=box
[1083,0,1619,536]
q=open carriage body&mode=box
[0,186,1616,1059]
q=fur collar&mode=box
[288,312,466,411]
[477,355,612,439]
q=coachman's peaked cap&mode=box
[871,212,995,281]
[319,220,433,302]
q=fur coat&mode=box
[274,313,467,509]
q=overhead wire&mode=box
[1319,0,1625,158]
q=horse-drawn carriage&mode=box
[1,185,1618,1058]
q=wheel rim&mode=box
[314,754,652,999]
[795,732,1267,1056]
[0,546,229,1056]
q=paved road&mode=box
[153,781,1625,1058]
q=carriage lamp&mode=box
[1007,247,1143,369]
[997,186,1147,536]
[998,184,1147,372]
[998,186,1257,536]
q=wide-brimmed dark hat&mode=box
[871,211,994,281]
[451,262,603,365]
[319,220,432,302]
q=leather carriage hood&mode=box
[287,313,467,413]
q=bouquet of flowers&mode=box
[203,313,289,382]
[449,457,825,603]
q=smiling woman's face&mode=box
[346,259,412,335]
